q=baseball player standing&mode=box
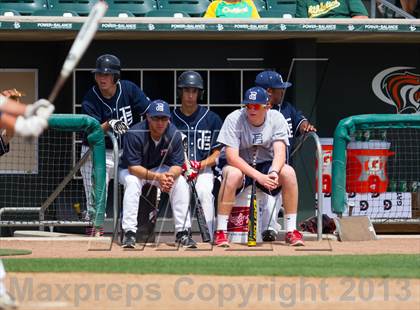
[0,89,54,310]
[119,100,195,249]
[171,71,223,239]
[256,70,316,243]
[214,86,304,247]
[80,54,151,235]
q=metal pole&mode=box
[312,133,324,241]
[106,132,119,235]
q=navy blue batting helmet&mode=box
[177,71,204,90]
[93,54,121,76]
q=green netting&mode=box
[48,114,106,227]
[331,114,420,215]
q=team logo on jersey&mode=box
[119,106,133,125]
[197,130,212,151]
[252,133,263,145]
[372,66,420,114]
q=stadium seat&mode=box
[157,0,210,17]
[253,0,267,12]
[33,9,79,16]
[0,0,47,15]
[106,0,157,16]
[260,9,294,17]
[105,9,136,17]
[145,9,190,17]
[0,9,20,16]
[46,0,95,16]
[265,0,296,17]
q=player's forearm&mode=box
[168,165,182,178]
[128,165,161,182]
[101,121,111,132]
[0,113,17,134]
[227,153,261,180]
[200,149,221,169]
[271,141,286,173]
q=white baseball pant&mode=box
[80,145,116,217]
[119,166,191,234]
[0,260,6,297]
[193,168,216,240]
[262,193,282,232]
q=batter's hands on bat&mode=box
[182,160,200,182]
[109,119,129,135]
[25,99,55,119]
[14,115,48,137]
[299,120,317,134]
[257,173,278,191]
[160,172,175,193]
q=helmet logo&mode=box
[156,103,164,112]
[249,91,257,100]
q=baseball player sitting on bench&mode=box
[256,70,315,244]
[119,100,196,249]
[171,71,223,240]
[80,54,151,236]
[214,86,304,247]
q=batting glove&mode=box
[14,115,48,137]
[182,161,199,182]
[109,119,129,135]
[25,99,54,119]
[189,160,201,171]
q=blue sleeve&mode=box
[168,131,185,167]
[122,131,143,167]
[290,106,307,137]
[211,113,223,151]
[128,81,151,116]
[81,95,102,123]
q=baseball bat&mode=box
[48,1,108,103]
[248,146,258,247]
[181,135,211,243]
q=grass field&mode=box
[3,254,419,278]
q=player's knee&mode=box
[222,166,243,187]
[280,165,297,185]
[124,174,142,189]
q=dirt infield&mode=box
[5,273,420,310]
[0,237,419,258]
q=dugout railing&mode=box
[331,114,420,230]
[0,114,119,236]
[290,132,324,241]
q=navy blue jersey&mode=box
[120,121,184,170]
[81,80,151,149]
[272,101,307,160]
[0,135,9,156]
[171,105,223,162]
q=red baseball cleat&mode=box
[214,230,229,247]
[285,230,305,246]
